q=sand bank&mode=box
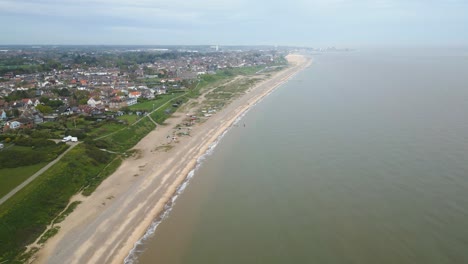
[33,54,311,264]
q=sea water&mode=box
[135,48,468,264]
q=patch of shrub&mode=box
[84,144,111,164]
[30,130,52,139]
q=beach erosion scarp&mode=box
[33,54,311,264]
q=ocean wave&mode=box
[123,75,294,263]
[123,120,232,264]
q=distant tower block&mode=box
[216,45,219,51]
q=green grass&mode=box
[81,156,123,196]
[149,95,189,124]
[0,144,115,262]
[36,122,58,129]
[141,77,164,87]
[129,93,182,112]
[53,201,82,224]
[188,65,264,97]
[37,227,60,245]
[0,162,48,197]
[117,114,140,124]
[101,118,156,152]
[0,143,69,169]
[86,122,126,138]
[203,77,261,107]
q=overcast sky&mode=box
[0,0,467,47]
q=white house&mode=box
[126,97,137,106]
[22,98,33,105]
[87,97,102,107]
[33,99,41,107]
[6,121,21,130]
[62,135,78,142]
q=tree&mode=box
[58,88,71,97]
[5,90,29,101]
[12,109,20,117]
[120,106,131,114]
[40,96,50,105]
[36,104,53,114]
[79,98,88,105]
[46,100,64,108]
[74,90,90,104]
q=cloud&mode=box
[0,0,255,31]
[0,0,467,45]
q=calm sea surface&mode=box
[136,48,468,264]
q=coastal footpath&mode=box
[33,54,311,264]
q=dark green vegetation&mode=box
[37,227,60,245]
[1,50,212,76]
[54,201,82,224]
[0,144,116,262]
[0,58,62,76]
[149,94,188,124]
[0,138,68,169]
[97,118,156,152]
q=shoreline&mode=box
[33,54,311,264]
[124,55,309,263]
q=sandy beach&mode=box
[32,54,311,264]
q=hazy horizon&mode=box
[1,0,467,46]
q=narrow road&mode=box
[146,115,158,125]
[0,142,80,206]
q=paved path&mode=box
[146,114,158,125]
[0,142,80,206]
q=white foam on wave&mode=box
[123,121,233,264]
[124,75,294,263]
[124,77,290,264]
[122,62,309,264]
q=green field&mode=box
[129,93,184,111]
[0,163,48,197]
[117,114,140,124]
[149,95,189,124]
[86,122,126,138]
[99,118,156,152]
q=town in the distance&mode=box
[0,46,270,132]
[0,45,347,135]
